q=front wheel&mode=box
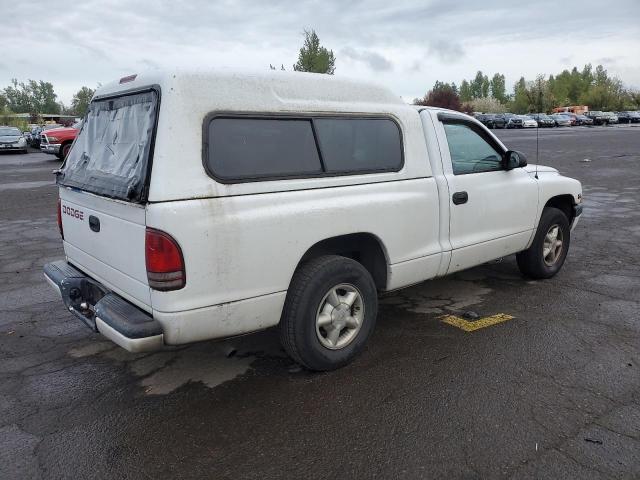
[60,143,72,160]
[279,255,378,371]
[517,207,571,279]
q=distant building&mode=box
[553,105,589,114]
[3,112,79,126]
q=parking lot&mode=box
[1,125,639,479]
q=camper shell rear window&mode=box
[57,89,159,203]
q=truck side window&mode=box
[442,123,503,175]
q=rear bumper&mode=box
[44,260,163,352]
[41,143,61,154]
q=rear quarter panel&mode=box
[146,178,442,314]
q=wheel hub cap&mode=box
[315,284,364,350]
[543,224,564,266]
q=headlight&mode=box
[47,136,59,142]
[18,138,26,146]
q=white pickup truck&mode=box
[45,70,582,371]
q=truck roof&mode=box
[94,69,405,109]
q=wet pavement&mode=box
[1,126,639,479]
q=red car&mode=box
[40,121,81,160]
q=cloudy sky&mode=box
[5,0,640,105]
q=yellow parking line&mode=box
[440,313,514,332]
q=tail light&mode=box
[57,198,64,239]
[145,228,185,291]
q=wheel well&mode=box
[299,233,389,290]
[544,195,575,223]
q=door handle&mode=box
[452,191,468,205]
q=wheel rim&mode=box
[543,224,564,266]
[315,283,364,350]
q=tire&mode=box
[60,143,72,160]
[279,255,378,371]
[517,207,571,279]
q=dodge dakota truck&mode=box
[44,70,583,370]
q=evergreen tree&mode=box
[293,30,336,74]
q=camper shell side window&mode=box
[203,113,404,183]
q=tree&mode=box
[466,97,507,114]
[469,71,489,100]
[459,80,472,102]
[526,75,555,113]
[510,77,529,113]
[3,79,59,114]
[293,29,336,74]
[71,86,95,116]
[413,81,462,111]
[490,73,507,103]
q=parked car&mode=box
[40,121,81,160]
[584,111,607,125]
[506,116,524,128]
[30,124,64,148]
[551,114,573,127]
[29,126,42,147]
[521,116,538,128]
[475,114,506,129]
[0,126,28,153]
[560,113,580,126]
[44,70,583,371]
[529,114,555,127]
[616,111,640,124]
[575,114,593,126]
[602,112,619,124]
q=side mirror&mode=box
[503,150,527,170]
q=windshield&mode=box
[0,127,21,136]
[58,90,158,203]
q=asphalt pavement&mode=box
[1,126,639,479]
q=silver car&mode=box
[0,126,28,153]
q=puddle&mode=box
[68,329,285,395]
[136,345,255,395]
[381,276,492,315]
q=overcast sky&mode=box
[5,0,640,105]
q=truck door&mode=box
[433,112,538,273]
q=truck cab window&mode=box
[443,123,503,175]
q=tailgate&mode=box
[60,187,151,311]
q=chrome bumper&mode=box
[41,143,61,154]
[44,260,164,353]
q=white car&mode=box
[522,116,539,128]
[45,70,583,371]
[0,126,28,153]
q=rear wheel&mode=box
[279,255,378,371]
[517,207,570,279]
